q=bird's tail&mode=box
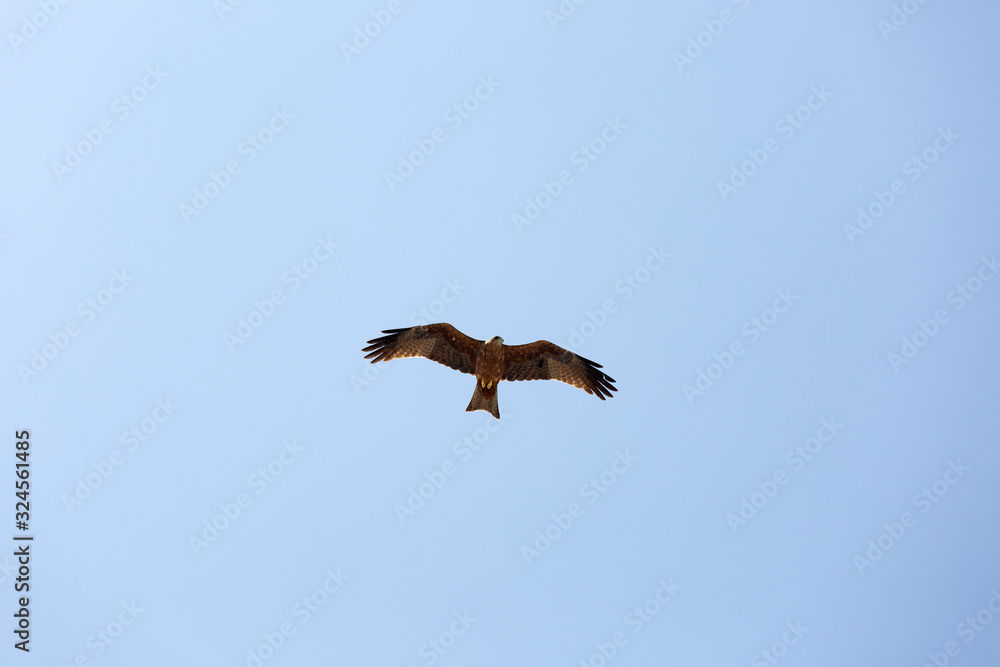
[466,383,500,419]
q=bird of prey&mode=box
[362,323,616,418]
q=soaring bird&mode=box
[362,323,616,418]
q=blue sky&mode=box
[3,1,999,665]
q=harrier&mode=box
[362,323,616,418]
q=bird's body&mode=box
[362,324,616,418]
[467,336,505,417]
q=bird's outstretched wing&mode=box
[503,341,617,399]
[362,323,481,375]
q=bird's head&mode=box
[487,336,504,345]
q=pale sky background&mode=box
[2,1,999,666]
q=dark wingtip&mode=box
[577,354,616,399]
[363,327,411,361]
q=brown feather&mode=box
[362,323,481,376]
[363,324,617,416]
[503,341,617,400]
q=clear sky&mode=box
[3,1,999,666]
